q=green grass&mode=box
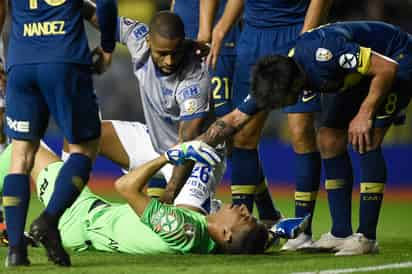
[1,192,411,274]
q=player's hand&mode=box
[206,28,225,69]
[269,214,311,239]
[348,112,373,154]
[91,47,113,74]
[193,41,210,59]
[165,140,221,166]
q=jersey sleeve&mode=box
[176,67,211,120]
[295,35,372,92]
[116,16,149,65]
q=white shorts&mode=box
[111,120,226,214]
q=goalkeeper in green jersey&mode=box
[0,142,308,255]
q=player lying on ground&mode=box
[0,142,309,255]
[184,21,412,256]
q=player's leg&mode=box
[28,64,99,266]
[3,64,49,266]
[281,97,321,251]
[336,127,388,256]
[230,29,281,221]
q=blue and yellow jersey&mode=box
[7,0,91,70]
[290,21,412,93]
[244,0,309,28]
[172,0,239,55]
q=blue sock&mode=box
[147,177,167,198]
[255,174,281,221]
[45,153,92,219]
[3,174,30,248]
[357,148,386,240]
[231,147,259,212]
[294,152,321,235]
[323,152,353,238]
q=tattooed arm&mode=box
[199,109,252,146]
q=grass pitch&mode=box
[1,188,411,274]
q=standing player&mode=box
[74,9,226,214]
[0,0,117,267]
[196,21,412,255]
[204,0,332,250]
[170,0,281,225]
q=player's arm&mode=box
[348,51,398,153]
[170,0,175,11]
[300,0,333,34]
[197,0,219,43]
[161,118,205,204]
[207,0,243,69]
[115,155,170,216]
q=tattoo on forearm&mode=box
[200,119,240,146]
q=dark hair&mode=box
[225,223,268,254]
[251,55,304,110]
[149,11,185,39]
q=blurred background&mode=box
[43,0,412,189]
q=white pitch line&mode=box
[290,261,412,274]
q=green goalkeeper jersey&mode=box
[141,199,217,254]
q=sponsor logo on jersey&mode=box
[339,53,357,69]
[133,24,149,40]
[243,95,251,103]
[315,48,333,62]
[6,117,30,133]
[181,85,200,99]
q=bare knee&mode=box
[317,127,347,159]
[288,113,317,153]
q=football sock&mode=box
[323,152,353,238]
[357,148,386,240]
[45,153,92,219]
[231,147,259,212]
[294,151,321,235]
[3,174,30,248]
[147,177,167,198]
[255,176,281,221]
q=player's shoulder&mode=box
[178,54,209,84]
[118,16,149,42]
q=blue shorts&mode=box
[232,23,321,113]
[321,53,412,129]
[5,63,101,143]
[210,54,236,117]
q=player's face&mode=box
[148,33,185,75]
[215,204,258,234]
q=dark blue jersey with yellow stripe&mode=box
[290,21,411,93]
[244,0,309,28]
[7,0,91,70]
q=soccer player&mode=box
[0,0,117,267]
[0,143,308,255]
[70,9,225,215]
[170,0,281,226]
[197,21,412,255]
[204,0,332,250]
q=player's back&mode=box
[244,0,310,28]
[7,0,91,70]
[315,21,411,57]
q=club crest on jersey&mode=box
[184,99,198,114]
[315,48,333,62]
[339,53,357,69]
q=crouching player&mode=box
[0,142,309,255]
[199,21,412,255]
